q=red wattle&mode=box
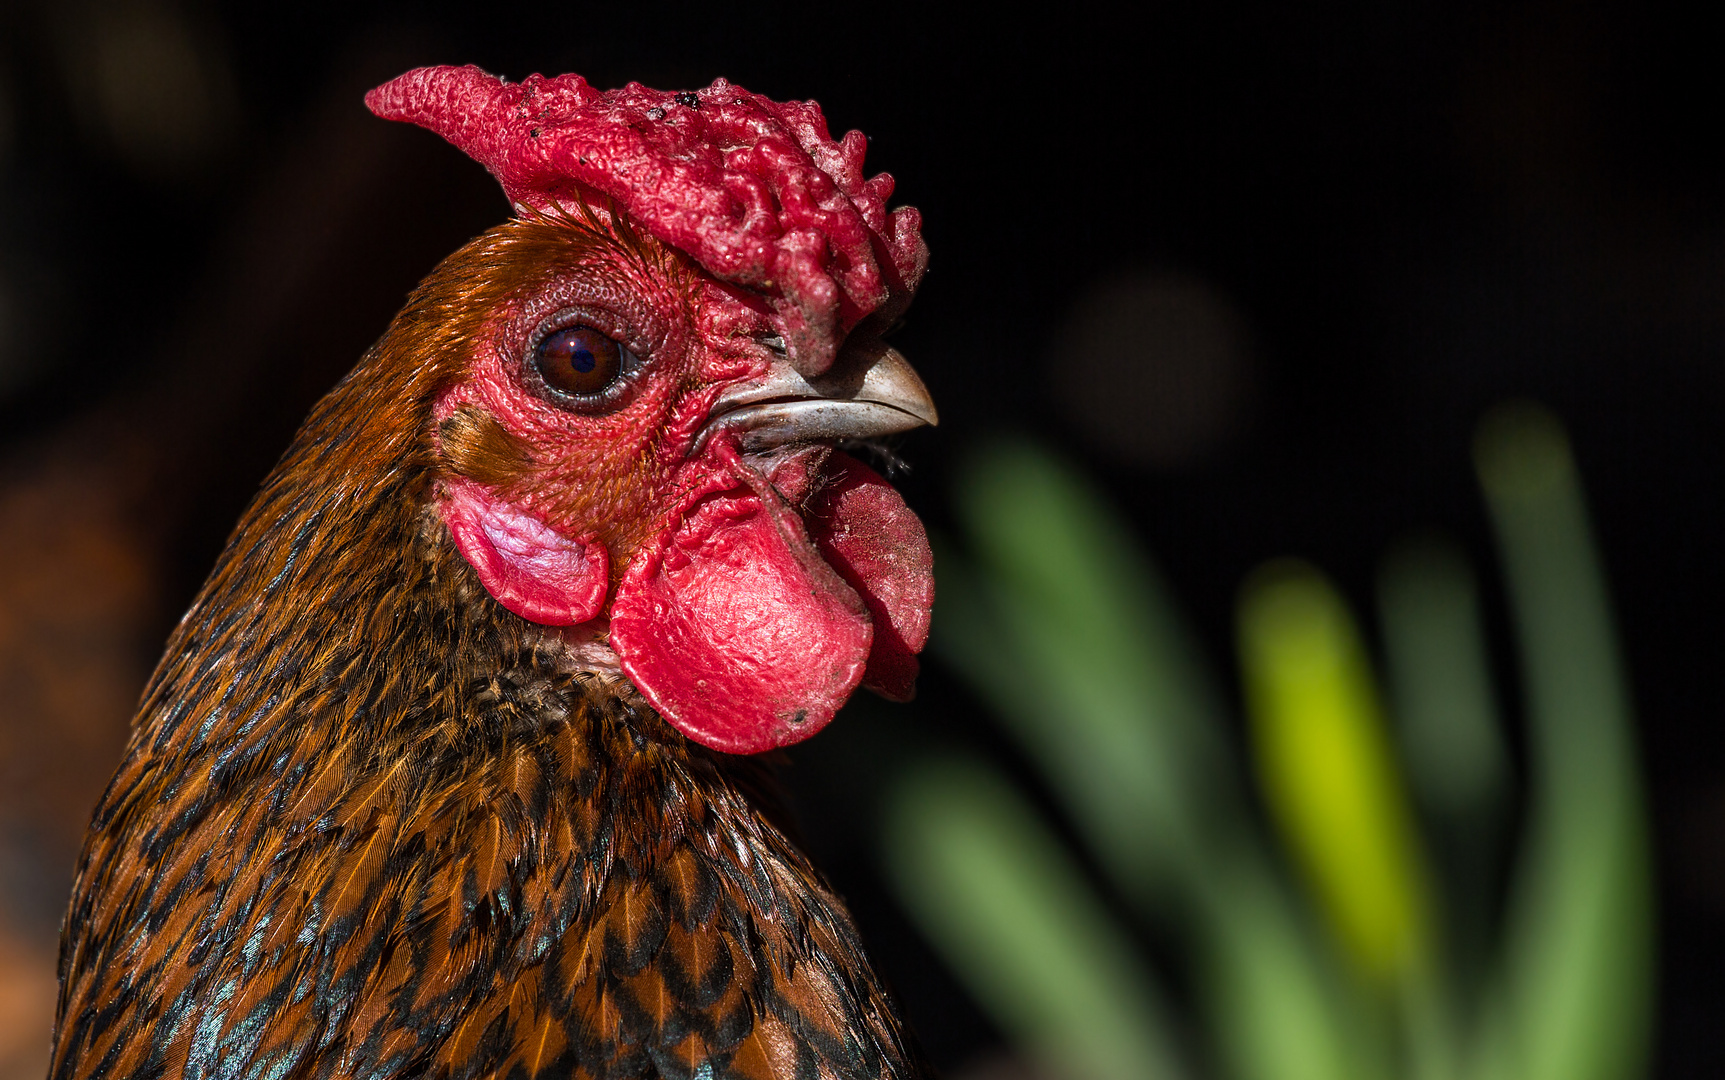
[609,469,873,755]
[807,453,935,702]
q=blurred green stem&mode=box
[1187,848,1386,1080]
[1377,541,1509,991]
[1237,561,1434,987]
[1473,404,1652,1080]
[937,441,1231,900]
[885,758,1191,1080]
[1377,541,1508,826]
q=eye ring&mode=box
[527,323,644,411]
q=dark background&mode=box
[0,1,1718,1076]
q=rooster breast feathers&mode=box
[50,68,936,1080]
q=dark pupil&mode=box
[536,326,622,396]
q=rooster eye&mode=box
[534,326,635,400]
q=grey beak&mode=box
[700,337,938,453]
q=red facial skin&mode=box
[422,211,928,754]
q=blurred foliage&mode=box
[882,403,1651,1080]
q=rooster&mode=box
[49,66,936,1080]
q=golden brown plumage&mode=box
[51,67,937,1080]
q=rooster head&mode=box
[364,66,935,755]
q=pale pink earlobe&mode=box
[440,477,609,626]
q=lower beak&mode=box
[699,337,939,453]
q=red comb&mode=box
[366,66,927,376]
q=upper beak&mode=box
[699,337,938,453]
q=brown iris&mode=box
[535,326,625,398]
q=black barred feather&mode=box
[50,217,925,1080]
